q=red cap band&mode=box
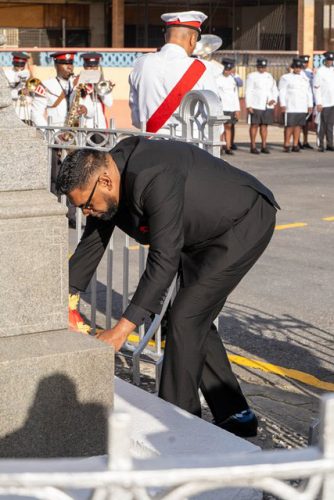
[165,20,201,28]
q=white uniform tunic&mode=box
[81,86,113,129]
[31,76,77,127]
[216,73,240,112]
[4,67,32,121]
[245,71,278,110]
[129,43,219,131]
[279,73,313,113]
[313,65,334,108]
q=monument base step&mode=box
[0,329,114,458]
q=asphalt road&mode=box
[69,127,334,449]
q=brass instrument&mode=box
[96,79,115,97]
[65,83,87,128]
[193,34,223,58]
[25,77,41,94]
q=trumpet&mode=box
[96,80,115,96]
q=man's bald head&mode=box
[165,26,199,56]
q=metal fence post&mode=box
[105,234,114,330]
[319,394,334,500]
[107,411,133,500]
[122,235,130,311]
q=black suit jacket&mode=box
[69,136,279,325]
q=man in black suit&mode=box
[57,136,279,437]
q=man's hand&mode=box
[268,99,276,106]
[234,111,240,120]
[77,105,88,116]
[317,104,323,112]
[95,317,136,352]
[247,107,254,114]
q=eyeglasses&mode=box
[80,178,99,211]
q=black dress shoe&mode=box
[261,147,270,154]
[231,143,238,151]
[283,146,291,153]
[216,409,258,438]
[298,141,304,149]
[326,146,334,151]
[225,149,234,155]
[250,148,260,154]
[292,145,301,152]
[303,142,314,149]
[318,146,325,152]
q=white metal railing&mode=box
[40,91,226,388]
[0,395,333,499]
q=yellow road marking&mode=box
[227,354,334,392]
[322,216,334,221]
[128,333,166,348]
[275,223,308,230]
[127,333,334,391]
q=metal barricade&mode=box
[0,395,334,499]
[40,90,227,390]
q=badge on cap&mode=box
[323,51,334,60]
[291,57,303,68]
[256,58,267,67]
[50,51,77,63]
[222,58,235,71]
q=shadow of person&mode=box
[0,373,108,458]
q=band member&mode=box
[279,58,313,153]
[79,52,113,129]
[31,51,90,231]
[217,59,240,155]
[313,51,334,152]
[129,10,219,134]
[245,58,278,154]
[299,54,315,149]
[4,51,32,123]
[57,137,279,438]
[32,51,79,127]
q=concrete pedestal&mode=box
[0,330,114,458]
[0,68,115,459]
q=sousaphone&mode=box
[193,34,223,58]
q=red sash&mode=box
[146,59,206,133]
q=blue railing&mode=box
[0,51,147,68]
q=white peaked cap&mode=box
[161,11,207,30]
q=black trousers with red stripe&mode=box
[159,196,276,423]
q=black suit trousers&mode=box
[159,195,276,423]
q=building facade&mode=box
[0,0,333,52]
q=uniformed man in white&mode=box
[313,51,334,152]
[245,58,278,154]
[31,51,85,128]
[299,55,315,149]
[31,50,89,221]
[217,59,240,155]
[279,58,313,153]
[4,51,32,124]
[129,10,219,134]
[79,52,113,130]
